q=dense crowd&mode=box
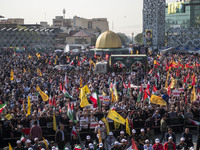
[0,49,199,150]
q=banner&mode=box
[168,2,185,14]
[172,89,181,96]
[145,30,152,46]
[150,95,167,106]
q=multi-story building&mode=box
[52,15,109,33]
[165,0,200,31]
[7,18,24,25]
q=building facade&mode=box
[143,0,166,47]
[165,0,200,31]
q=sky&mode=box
[1,0,176,36]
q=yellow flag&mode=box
[9,143,13,150]
[26,96,31,117]
[191,86,196,102]
[28,55,32,59]
[136,50,139,54]
[126,118,131,136]
[37,68,42,76]
[131,50,133,55]
[114,87,118,101]
[150,95,167,106]
[36,85,49,101]
[102,91,107,96]
[45,58,48,63]
[80,76,83,88]
[53,113,57,131]
[80,86,90,108]
[166,71,169,80]
[56,55,58,59]
[107,110,125,125]
[101,117,110,135]
[43,137,49,150]
[55,58,57,65]
[154,60,157,65]
[98,128,102,143]
[23,68,26,73]
[5,114,12,120]
[170,77,176,89]
[10,69,14,80]
[165,80,168,89]
[111,90,115,102]
[114,121,120,129]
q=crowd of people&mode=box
[0,48,199,150]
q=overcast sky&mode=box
[1,0,177,36]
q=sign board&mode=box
[98,95,110,104]
[94,62,107,74]
[89,117,98,129]
[172,89,181,96]
[179,88,184,92]
[80,119,89,129]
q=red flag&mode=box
[94,54,97,58]
[165,65,169,71]
[78,61,80,66]
[105,54,109,60]
[186,72,190,80]
[128,81,131,88]
[156,62,160,66]
[120,64,122,68]
[192,75,196,86]
[153,85,158,92]
[20,129,30,135]
[123,82,128,89]
[131,138,138,150]
[53,96,56,107]
[59,83,63,91]
[49,95,52,106]
[183,76,187,83]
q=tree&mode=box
[134,33,143,45]
[117,33,130,47]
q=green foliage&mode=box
[134,33,143,45]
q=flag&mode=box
[37,68,42,76]
[111,90,115,102]
[23,68,26,73]
[123,82,128,89]
[107,110,125,125]
[191,86,196,102]
[190,119,200,126]
[28,55,31,59]
[78,61,80,66]
[20,135,25,142]
[170,77,176,89]
[72,126,78,136]
[63,87,73,99]
[152,85,158,95]
[80,85,90,107]
[114,121,120,129]
[10,69,14,80]
[90,92,101,108]
[67,102,74,122]
[101,117,110,135]
[8,143,13,150]
[53,113,57,131]
[59,83,63,91]
[70,60,74,66]
[132,138,138,150]
[36,85,49,101]
[55,58,57,65]
[98,128,102,143]
[148,69,153,75]
[0,102,7,113]
[74,145,82,150]
[45,58,48,63]
[167,82,171,96]
[43,137,49,150]
[102,91,107,96]
[114,86,118,101]
[150,95,167,106]
[26,96,31,117]
[49,95,52,106]
[191,74,196,86]
[5,114,12,120]
[137,84,142,102]
[143,90,150,103]
[79,76,83,88]
[126,118,131,136]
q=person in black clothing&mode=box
[15,140,24,150]
[32,138,39,150]
[55,124,66,150]
[70,134,80,150]
[182,128,193,149]
[145,114,155,143]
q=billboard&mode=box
[145,29,152,46]
[168,2,185,14]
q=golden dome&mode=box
[95,30,122,49]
